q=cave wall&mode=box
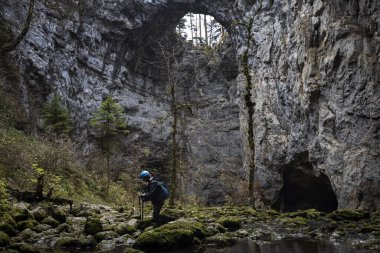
[1,0,379,209]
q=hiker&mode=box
[139,170,168,224]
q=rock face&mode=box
[0,0,379,210]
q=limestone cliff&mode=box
[0,0,379,210]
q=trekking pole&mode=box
[138,196,142,222]
[141,199,144,222]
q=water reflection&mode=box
[204,239,377,253]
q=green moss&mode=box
[206,233,238,247]
[114,223,137,236]
[52,209,67,223]
[123,248,145,253]
[94,231,119,242]
[17,219,39,231]
[84,216,103,235]
[0,222,17,236]
[9,242,40,253]
[358,225,379,233]
[135,221,206,251]
[282,209,322,219]
[11,208,32,222]
[135,228,193,251]
[327,209,367,221]
[55,236,96,249]
[3,213,17,228]
[280,217,308,227]
[32,208,48,222]
[217,216,242,230]
[41,216,60,228]
[0,231,10,246]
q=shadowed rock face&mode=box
[1,0,379,209]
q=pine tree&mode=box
[90,96,129,195]
[42,93,71,135]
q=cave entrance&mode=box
[275,168,338,212]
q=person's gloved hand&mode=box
[140,194,147,201]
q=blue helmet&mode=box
[139,170,150,178]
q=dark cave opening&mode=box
[274,167,338,212]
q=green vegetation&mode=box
[90,96,129,195]
[42,93,72,135]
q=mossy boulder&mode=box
[31,208,48,222]
[134,220,206,251]
[282,209,322,219]
[11,208,32,222]
[0,231,10,246]
[84,216,103,235]
[2,213,17,228]
[41,216,60,228]
[55,236,96,250]
[19,228,37,241]
[123,248,145,253]
[0,222,17,236]
[115,223,137,236]
[279,217,308,227]
[327,209,367,221]
[9,242,40,253]
[94,231,119,242]
[17,219,39,231]
[52,209,67,223]
[217,216,242,230]
[205,233,238,247]
[32,224,52,233]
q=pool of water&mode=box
[43,239,379,253]
[203,239,378,253]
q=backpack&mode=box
[158,181,169,200]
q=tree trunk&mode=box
[190,14,194,45]
[198,14,202,45]
[169,84,177,206]
[204,15,208,46]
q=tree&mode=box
[90,96,129,195]
[42,93,72,136]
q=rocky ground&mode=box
[0,202,379,253]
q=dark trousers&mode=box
[152,201,164,224]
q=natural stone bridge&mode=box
[1,0,379,210]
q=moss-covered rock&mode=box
[135,220,206,251]
[84,216,103,235]
[327,209,367,221]
[17,219,39,231]
[19,228,37,241]
[0,231,10,246]
[279,216,308,227]
[217,216,242,230]
[31,208,48,222]
[114,223,137,236]
[205,233,238,247]
[9,242,40,253]
[135,228,193,251]
[55,236,96,249]
[123,248,145,253]
[282,209,322,219]
[41,216,60,228]
[11,208,32,222]
[32,224,52,233]
[52,209,67,223]
[3,213,17,228]
[0,222,17,236]
[94,231,119,242]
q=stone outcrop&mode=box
[0,0,379,210]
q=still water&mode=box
[44,239,379,253]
